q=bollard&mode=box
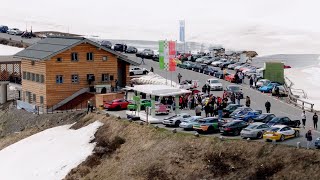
[247,138,251,141]
[105,113,110,117]
[154,125,159,129]
[219,136,224,141]
[272,139,276,144]
[139,122,144,125]
[297,142,301,149]
[172,128,177,133]
[194,132,200,137]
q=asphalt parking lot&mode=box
[105,54,320,149]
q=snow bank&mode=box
[0,44,23,55]
[285,66,320,111]
[0,121,103,180]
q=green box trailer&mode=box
[263,62,284,84]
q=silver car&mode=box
[179,116,202,130]
[162,113,191,127]
[240,122,270,139]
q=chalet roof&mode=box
[13,36,139,65]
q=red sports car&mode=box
[104,99,129,110]
[284,65,291,69]
[225,74,236,83]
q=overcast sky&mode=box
[1,0,320,55]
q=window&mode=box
[56,75,63,84]
[31,61,35,65]
[71,53,78,61]
[102,56,108,61]
[40,96,44,104]
[102,73,109,82]
[26,72,30,80]
[71,74,79,83]
[31,73,35,81]
[109,75,114,81]
[40,75,45,83]
[22,71,26,80]
[36,74,40,82]
[87,52,94,61]
[57,57,62,62]
[33,94,36,103]
[87,74,95,81]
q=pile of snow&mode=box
[0,44,24,55]
[285,66,320,111]
[0,121,103,180]
[131,72,179,87]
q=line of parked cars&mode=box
[0,25,36,38]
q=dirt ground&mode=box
[64,114,320,180]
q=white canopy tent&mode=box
[130,73,180,88]
[126,85,191,97]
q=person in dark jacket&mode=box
[202,84,207,93]
[207,85,211,95]
[306,130,313,149]
[265,100,271,113]
[249,77,254,88]
[230,92,236,104]
[245,96,251,107]
[209,104,214,117]
[150,67,154,72]
[204,104,210,117]
[313,112,318,129]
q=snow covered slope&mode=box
[0,121,103,180]
[0,44,23,55]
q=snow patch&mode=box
[0,121,103,180]
[0,44,24,55]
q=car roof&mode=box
[208,78,219,81]
[227,85,240,88]
[250,122,266,125]
[271,125,288,128]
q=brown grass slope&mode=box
[65,114,320,180]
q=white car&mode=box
[7,28,23,35]
[162,113,191,127]
[129,67,148,76]
[179,80,199,90]
[240,122,270,139]
[206,78,223,91]
[211,59,227,67]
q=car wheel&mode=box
[295,130,300,137]
[130,72,134,76]
[175,120,181,127]
[257,132,263,139]
[280,135,285,141]
[248,118,253,123]
[116,105,121,111]
[234,130,240,136]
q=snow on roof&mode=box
[128,84,191,96]
[131,72,180,87]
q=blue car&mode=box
[230,107,253,119]
[315,137,320,149]
[236,111,262,122]
[179,116,202,130]
[258,82,280,93]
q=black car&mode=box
[220,61,234,68]
[152,54,159,62]
[125,46,138,53]
[214,70,229,79]
[100,40,112,49]
[190,54,202,62]
[187,62,197,70]
[141,49,154,59]
[220,120,248,136]
[193,63,207,73]
[113,44,125,52]
[253,113,276,123]
[267,116,301,128]
[0,25,8,33]
[203,66,219,76]
[223,104,243,118]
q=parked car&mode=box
[113,44,125,52]
[263,125,300,142]
[211,59,228,67]
[0,25,9,33]
[21,31,36,38]
[163,113,191,127]
[236,111,262,122]
[214,70,228,79]
[230,107,253,119]
[225,74,236,83]
[253,113,276,123]
[235,64,250,71]
[155,103,170,115]
[223,104,243,118]
[186,62,197,70]
[193,117,219,133]
[203,66,219,75]
[104,99,129,110]
[258,82,281,93]
[220,120,248,136]
[220,61,234,68]
[140,49,155,59]
[271,85,287,97]
[179,80,199,90]
[228,62,244,70]
[129,67,148,76]
[7,28,23,35]
[240,122,270,139]
[256,79,271,88]
[100,40,112,49]
[179,116,202,130]
[178,61,193,69]
[206,78,223,91]
[127,99,151,111]
[190,54,202,62]
[226,85,244,99]
[125,46,138,53]
[267,116,301,128]
[193,63,207,73]
[152,54,159,62]
[315,137,320,149]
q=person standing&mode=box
[140,57,146,65]
[217,103,224,120]
[87,100,92,114]
[195,104,202,116]
[177,73,182,84]
[265,100,271,113]
[207,85,211,95]
[305,130,313,149]
[245,96,251,107]
[230,92,236,104]
[249,77,254,88]
[150,67,154,72]
[313,112,318,129]
[301,111,307,128]
[236,93,241,105]
[204,104,210,117]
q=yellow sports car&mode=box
[263,125,300,142]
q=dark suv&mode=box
[113,44,125,52]
[126,46,138,53]
[101,40,112,49]
[0,25,9,33]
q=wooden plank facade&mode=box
[21,42,133,108]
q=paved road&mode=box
[0,32,40,45]
[121,54,320,149]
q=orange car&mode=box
[225,74,236,83]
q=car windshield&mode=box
[246,124,258,129]
[210,80,219,83]
[270,127,280,132]
[269,117,280,123]
[257,114,268,119]
[228,86,240,91]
